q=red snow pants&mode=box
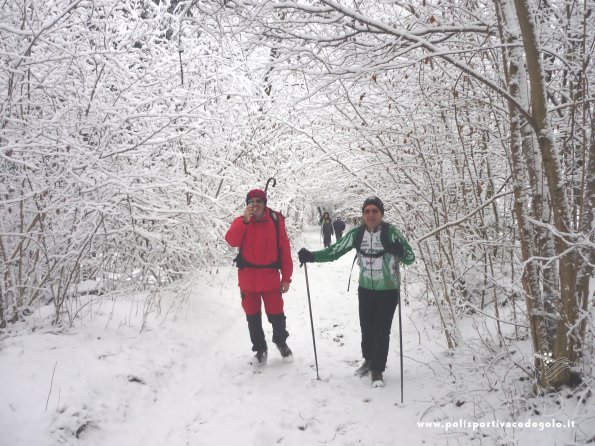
[241,288,284,315]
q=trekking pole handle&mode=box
[264,177,276,194]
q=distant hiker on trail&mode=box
[318,211,330,225]
[225,188,294,366]
[321,213,334,248]
[298,196,414,387]
[332,216,346,240]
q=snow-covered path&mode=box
[84,224,433,445]
[3,226,585,446]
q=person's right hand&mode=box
[388,241,405,258]
[243,204,254,223]
[298,248,314,264]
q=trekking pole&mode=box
[398,289,404,404]
[303,263,320,380]
[397,260,404,404]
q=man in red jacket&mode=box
[225,189,294,365]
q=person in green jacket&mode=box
[298,196,414,387]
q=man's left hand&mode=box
[280,282,291,293]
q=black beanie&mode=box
[362,196,385,215]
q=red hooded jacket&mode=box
[225,208,293,292]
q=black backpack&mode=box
[233,210,282,270]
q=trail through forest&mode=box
[1,226,588,445]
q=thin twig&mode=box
[45,361,57,412]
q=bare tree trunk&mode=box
[576,121,595,344]
[514,0,579,386]
[494,0,546,366]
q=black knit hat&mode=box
[362,196,384,215]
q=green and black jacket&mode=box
[312,224,414,291]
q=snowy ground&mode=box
[1,226,592,446]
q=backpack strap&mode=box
[354,224,366,251]
[347,254,358,292]
[270,210,281,265]
[348,225,367,291]
[379,221,391,250]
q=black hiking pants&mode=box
[358,287,400,372]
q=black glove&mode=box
[388,241,405,258]
[298,248,315,264]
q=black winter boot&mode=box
[355,359,371,377]
[371,370,384,388]
[276,342,293,361]
[252,349,268,366]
